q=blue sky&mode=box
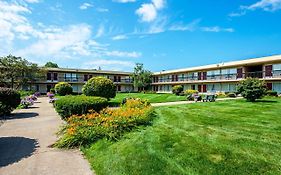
[0,0,281,72]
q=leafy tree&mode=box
[44,62,59,68]
[55,82,73,96]
[0,55,43,89]
[172,85,183,95]
[237,78,267,102]
[83,77,116,99]
[132,63,152,91]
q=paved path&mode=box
[0,97,93,175]
[151,97,243,107]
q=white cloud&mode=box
[25,0,40,3]
[105,51,141,58]
[95,24,104,38]
[79,3,93,10]
[112,35,128,40]
[169,19,200,32]
[0,1,33,43]
[17,24,93,57]
[113,0,136,3]
[230,0,281,17]
[152,0,165,9]
[136,0,165,22]
[201,26,234,33]
[244,0,281,11]
[136,3,157,22]
[96,8,109,12]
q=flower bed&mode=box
[55,99,155,148]
[18,93,40,109]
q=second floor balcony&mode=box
[152,70,281,84]
[33,74,133,84]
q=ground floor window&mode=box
[117,85,121,91]
[36,85,39,91]
[273,83,281,93]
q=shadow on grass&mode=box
[3,112,39,120]
[108,101,121,107]
[0,137,39,167]
[254,100,278,103]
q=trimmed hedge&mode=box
[82,77,116,99]
[266,90,278,97]
[0,88,21,116]
[54,95,108,119]
[55,82,73,96]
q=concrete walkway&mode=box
[151,97,242,107]
[0,97,93,175]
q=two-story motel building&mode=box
[33,68,135,94]
[31,55,281,94]
[151,55,281,94]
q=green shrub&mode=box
[172,85,183,95]
[82,77,116,99]
[237,78,267,102]
[227,93,236,98]
[50,88,56,94]
[0,88,21,116]
[55,82,73,96]
[266,90,278,97]
[55,99,154,148]
[184,89,199,95]
[54,95,108,119]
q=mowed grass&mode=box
[82,98,281,175]
[110,93,186,104]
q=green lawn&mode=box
[110,93,186,104]
[82,98,281,175]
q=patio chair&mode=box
[203,94,216,102]
[194,95,202,102]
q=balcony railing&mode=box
[153,70,281,83]
[34,76,133,83]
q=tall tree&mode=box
[132,63,152,91]
[0,55,43,89]
[44,61,59,68]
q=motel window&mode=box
[47,73,52,80]
[65,73,78,82]
[221,69,228,75]
[273,83,281,93]
[117,85,121,91]
[191,85,196,90]
[36,85,40,91]
[273,64,281,71]
[84,75,88,81]
[228,69,237,74]
[53,73,58,81]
